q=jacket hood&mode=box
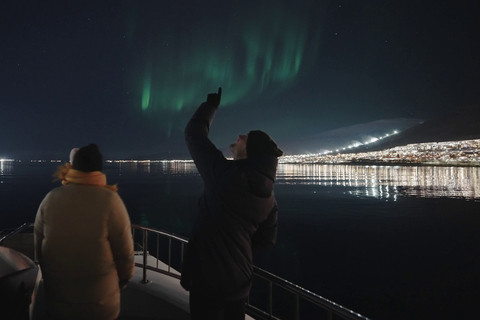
[238,155,278,198]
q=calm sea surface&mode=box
[2,161,480,320]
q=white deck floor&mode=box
[118,254,190,319]
[120,254,255,320]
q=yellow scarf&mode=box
[53,163,118,192]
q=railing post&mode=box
[295,294,300,320]
[327,310,333,320]
[142,229,148,284]
[156,234,160,269]
[168,237,172,272]
[181,242,184,267]
[268,281,273,317]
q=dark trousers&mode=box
[189,291,246,320]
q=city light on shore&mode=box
[280,139,480,166]
[3,137,480,167]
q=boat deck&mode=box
[119,255,190,319]
[30,255,254,320]
[30,255,191,320]
[2,227,255,320]
[3,224,369,320]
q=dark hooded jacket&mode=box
[180,101,279,300]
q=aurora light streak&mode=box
[127,1,322,132]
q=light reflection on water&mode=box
[277,164,480,200]
[110,161,199,176]
[0,161,14,182]
[108,162,480,200]
[0,162,5,176]
[2,161,480,200]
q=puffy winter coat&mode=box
[181,101,279,300]
[34,184,134,320]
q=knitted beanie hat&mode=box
[72,144,103,172]
[247,130,283,157]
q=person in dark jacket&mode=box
[181,87,283,319]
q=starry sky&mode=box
[1,0,479,159]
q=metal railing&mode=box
[0,222,33,245]
[131,224,188,283]
[131,225,371,320]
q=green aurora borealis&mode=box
[127,1,322,134]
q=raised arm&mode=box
[184,88,227,181]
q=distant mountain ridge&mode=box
[356,104,480,153]
[279,118,423,155]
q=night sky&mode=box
[1,0,479,159]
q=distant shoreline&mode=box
[3,158,480,168]
[279,159,480,167]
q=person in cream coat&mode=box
[35,144,134,320]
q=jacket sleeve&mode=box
[252,202,278,251]
[108,195,135,282]
[185,102,228,184]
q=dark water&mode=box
[2,161,480,320]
